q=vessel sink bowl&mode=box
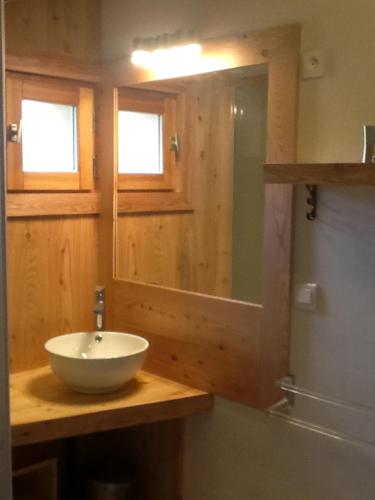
[45,332,149,394]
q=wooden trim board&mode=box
[259,25,299,407]
[264,163,375,185]
[113,280,262,406]
[117,192,192,214]
[7,193,100,217]
[6,54,101,83]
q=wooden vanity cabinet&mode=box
[12,419,184,500]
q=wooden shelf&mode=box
[264,163,375,185]
[10,366,213,447]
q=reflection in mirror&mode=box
[115,65,268,304]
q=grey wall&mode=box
[232,77,267,303]
[102,1,375,498]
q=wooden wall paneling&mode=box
[7,215,98,373]
[113,280,262,406]
[116,79,235,297]
[188,81,234,297]
[5,0,101,62]
[4,0,102,378]
[5,54,102,83]
[117,213,193,290]
[258,26,300,408]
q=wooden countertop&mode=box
[10,366,213,447]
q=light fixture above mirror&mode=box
[131,30,201,69]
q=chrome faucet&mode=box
[94,286,105,331]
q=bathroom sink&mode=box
[45,332,149,394]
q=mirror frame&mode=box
[97,24,299,408]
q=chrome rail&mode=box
[278,376,375,416]
[267,377,375,450]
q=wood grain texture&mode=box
[109,25,290,87]
[10,366,213,446]
[259,25,299,408]
[116,80,234,297]
[264,163,375,185]
[6,54,101,83]
[111,25,299,409]
[117,191,193,214]
[113,280,262,406]
[5,0,101,62]
[7,193,100,217]
[7,216,98,373]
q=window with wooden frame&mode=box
[117,88,177,191]
[6,72,94,191]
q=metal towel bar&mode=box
[266,377,375,450]
[278,376,375,415]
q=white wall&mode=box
[102,1,375,498]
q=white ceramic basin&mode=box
[45,332,149,394]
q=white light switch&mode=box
[302,49,326,79]
[295,283,318,310]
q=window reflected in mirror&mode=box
[116,65,268,305]
[118,110,163,175]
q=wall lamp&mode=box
[131,30,202,70]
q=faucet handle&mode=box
[94,286,105,331]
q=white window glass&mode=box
[22,99,78,173]
[118,110,163,174]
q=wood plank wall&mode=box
[116,78,235,298]
[5,0,101,374]
[7,216,98,372]
[5,0,101,62]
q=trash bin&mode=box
[85,460,136,500]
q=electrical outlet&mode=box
[302,49,326,79]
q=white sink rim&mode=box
[44,331,149,394]
[45,331,149,361]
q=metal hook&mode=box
[306,184,317,221]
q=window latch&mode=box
[170,134,180,156]
[8,121,22,144]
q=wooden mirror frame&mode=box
[97,24,300,409]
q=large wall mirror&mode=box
[115,65,268,305]
[103,25,299,407]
